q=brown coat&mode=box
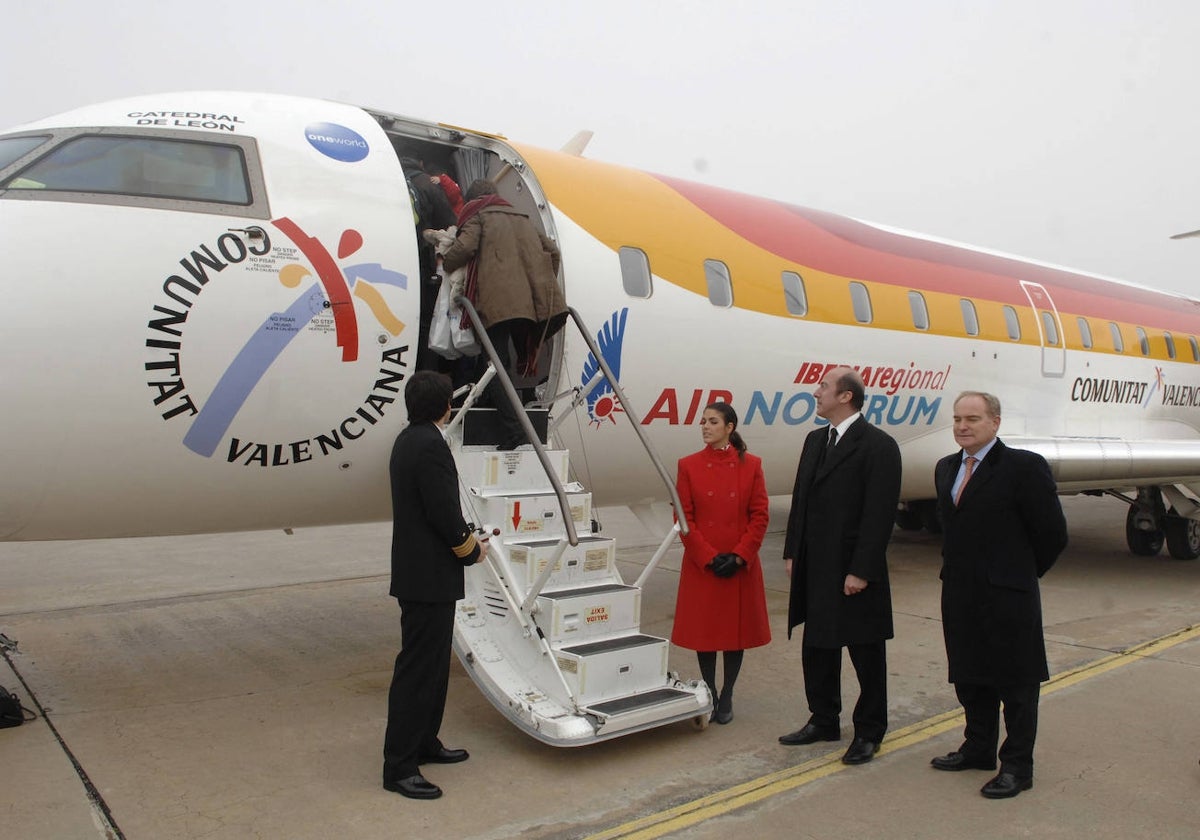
[441,205,566,333]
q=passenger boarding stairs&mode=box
[443,303,710,746]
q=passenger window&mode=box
[781,271,808,316]
[1136,327,1150,356]
[0,134,50,170]
[959,299,979,336]
[1002,305,1021,341]
[703,259,732,307]
[908,291,929,330]
[1076,317,1093,349]
[1191,336,1199,362]
[1040,311,1059,346]
[849,282,872,324]
[4,134,251,204]
[1109,322,1124,352]
[1165,331,1177,360]
[618,246,652,298]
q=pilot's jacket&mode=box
[671,445,772,651]
[389,421,479,602]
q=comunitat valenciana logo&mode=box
[142,220,411,468]
[305,122,370,163]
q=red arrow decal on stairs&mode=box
[511,501,522,530]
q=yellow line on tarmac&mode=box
[583,624,1200,840]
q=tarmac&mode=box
[1,493,1198,840]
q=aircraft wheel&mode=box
[1125,506,1164,556]
[918,500,943,535]
[1164,512,1200,560]
[691,714,710,731]
[895,506,923,531]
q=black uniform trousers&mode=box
[801,640,887,742]
[955,681,1040,778]
[382,599,455,779]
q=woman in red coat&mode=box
[672,402,771,724]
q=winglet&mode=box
[559,130,594,157]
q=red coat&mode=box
[671,446,772,651]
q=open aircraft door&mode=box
[1020,280,1066,377]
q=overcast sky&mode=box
[5,1,1198,296]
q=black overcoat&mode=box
[784,417,902,646]
[389,422,479,603]
[934,438,1068,685]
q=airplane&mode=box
[5,91,1200,743]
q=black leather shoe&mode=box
[980,772,1033,799]
[931,750,996,772]
[841,737,881,765]
[383,774,443,800]
[419,747,469,764]
[712,708,733,725]
[778,722,840,745]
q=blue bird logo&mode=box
[582,308,629,426]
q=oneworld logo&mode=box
[305,122,370,162]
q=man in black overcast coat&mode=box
[931,390,1067,799]
[779,366,902,766]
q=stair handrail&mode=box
[562,306,689,536]
[454,295,579,546]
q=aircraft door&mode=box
[1019,280,1066,377]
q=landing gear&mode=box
[894,500,941,534]
[1124,487,1165,556]
[1164,512,1200,560]
[1125,506,1164,556]
[895,504,923,531]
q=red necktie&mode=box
[954,456,976,506]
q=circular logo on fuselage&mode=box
[304,122,370,163]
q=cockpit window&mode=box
[0,135,51,170]
[3,134,251,204]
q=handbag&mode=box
[429,272,480,360]
[0,684,35,728]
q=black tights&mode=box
[696,650,744,712]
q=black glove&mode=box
[710,553,741,578]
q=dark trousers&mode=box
[802,641,887,742]
[382,599,455,779]
[480,319,532,444]
[955,681,1040,778]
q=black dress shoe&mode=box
[841,737,881,765]
[383,774,443,800]
[778,722,840,745]
[420,747,469,764]
[712,708,733,725]
[980,772,1033,799]
[931,750,996,772]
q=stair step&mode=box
[584,686,709,738]
[559,633,662,657]
[536,583,640,644]
[456,447,571,493]
[554,633,669,704]
[586,687,696,716]
[457,407,549,447]
[507,536,618,591]
[472,489,592,538]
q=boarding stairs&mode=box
[443,303,710,746]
